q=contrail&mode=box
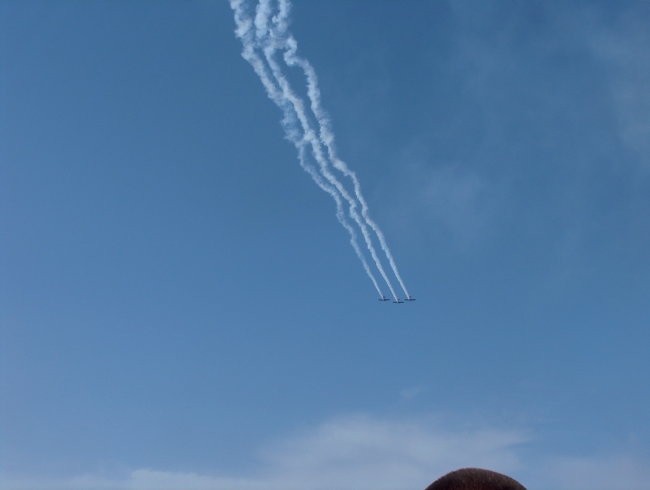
[295,144,384,298]
[249,0,399,301]
[230,0,384,297]
[280,30,411,299]
[260,0,409,299]
[257,10,399,301]
[268,0,410,298]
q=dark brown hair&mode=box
[424,468,526,490]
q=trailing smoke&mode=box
[230,0,409,301]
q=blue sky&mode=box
[1,1,649,489]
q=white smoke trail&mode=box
[253,0,272,41]
[258,7,399,301]
[259,0,410,298]
[230,0,384,297]
[295,144,384,298]
[280,32,411,299]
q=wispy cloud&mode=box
[389,149,498,249]
[386,1,650,254]
[3,413,648,490]
[400,385,427,401]
[539,454,650,490]
[419,164,493,246]
[0,415,526,490]
[584,5,650,167]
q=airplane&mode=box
[393,299,404,304]
[404,295,416,302]
[378,296,390,302]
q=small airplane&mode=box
[378,295,390,302]
[404,296,416,302]
[393,299,404,304]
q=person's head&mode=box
[425,468,526,490]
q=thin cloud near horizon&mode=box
[2,413,648,490]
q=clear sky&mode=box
[1,1,649,489]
